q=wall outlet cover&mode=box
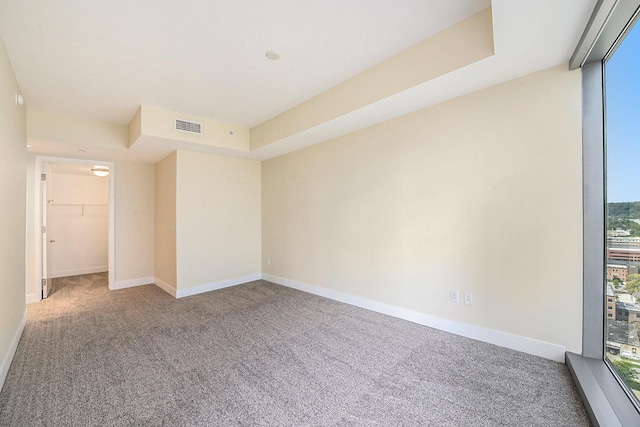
[464,292,473,305]
[450,290,459,303]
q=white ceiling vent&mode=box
[175,118,202,134]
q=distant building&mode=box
[618,293,635,304]
[607,236,640,249]
[607,284,617,320]
[615,301,640,323]
[607,319,640,358]
[609,229,632,237]
[608,264,629,281]
[607,247,640,262]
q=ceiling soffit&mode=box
[124,8,494,162]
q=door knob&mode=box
[49,240,56,243]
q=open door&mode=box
[41,162,53,298]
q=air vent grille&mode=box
[175,119,202,134]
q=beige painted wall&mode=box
[155,152,177,289]
[25,152,37,302]
[262,64,583,353]
[0,36,27,386]
[114,161,155,283]
[28,109,128,151]
[176,150,261,290]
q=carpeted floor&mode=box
[0,273,590,426]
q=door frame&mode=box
[34,155,115,299]
[41,161,52,298]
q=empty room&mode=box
[1,0,639,425]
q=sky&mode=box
[606,19,640,203]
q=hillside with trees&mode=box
[608,202,640,237]
[608,202,640,219]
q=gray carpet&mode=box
[0,273,590,426]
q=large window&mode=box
[567,1,640,425]
[605,17,640,405]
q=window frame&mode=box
[567,0,640,425]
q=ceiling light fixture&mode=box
[91,167,109,177]
[265,50,280,60]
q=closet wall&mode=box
[48,172,109,278]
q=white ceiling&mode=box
[0,0,597,163]
[0,0,489,127]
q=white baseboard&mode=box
[51,266,108,279]
[0,310,27,392]
[153,277,177,298]
[262,273,566,363]
[26,293,41,304]
[175,274,261,299]
[110,276,154,291]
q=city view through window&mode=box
[605,18,640,403]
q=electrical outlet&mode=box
[464,292,473,305]
[450,290,459,303]
[267,257,271,265]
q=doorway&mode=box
[35,156,115,299]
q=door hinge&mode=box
[41,173,46,181]
[41,225,46,233]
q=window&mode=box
[567,0,640,425]
[604,15,640,405]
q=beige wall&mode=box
[114,161,155,283]
[176,150,261,290]
[0,36,27,387]
[154,152,177,289]
[25,152,37,302]
[28,109,128,151]
[262,64,583,353]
